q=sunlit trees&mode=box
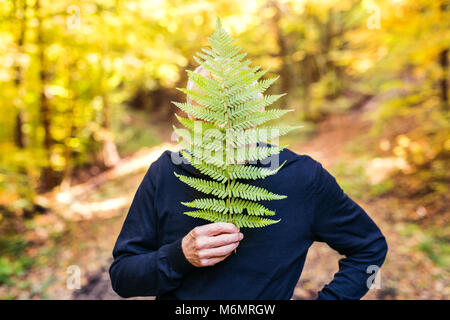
[0,0,447,224]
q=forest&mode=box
[0,0,448,299]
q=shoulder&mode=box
[281,149,343,203]
[280,148,317,165]
[142,150,176,185]
[279,148,330,192]
[148,150,176,171]
[280,148,322,175]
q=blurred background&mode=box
[0,0,448,299]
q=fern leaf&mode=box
[180,150,228,183]
[172,101,227,126]
[230,109,294,130]
[229,180,286,201]
[176,137,225,168]
[229,94,286,120]
[228,126,302,148]
[174,172,228,199]
[172,17,301,228]
[228,160,286,180]
[181,198,275,216]
[173,126,223,152]
[175,114,218,132]
[184,210,280,228]
[233,145,287,163]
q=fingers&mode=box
[199,254,232,267]
[184,222,243,268]
[192,222,239,237]
[196,232,244,250]
[198,241,240,259]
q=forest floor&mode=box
[3,100,448,300]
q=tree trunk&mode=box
[99,60,120,168]
[36,0,56,190]
[101,92,120,168]
[13,0,27,149]
[439,49,448,111]
[60,60,78,191]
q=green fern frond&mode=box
[176,88,224,112]
[181,198,275,216]
[230,109,294,130]
[226,66,264,91]
[174,172,228,198]
[229,94,285,120]
[171,101,227,126]
[229,180,286,201]
[176,139,225,168]
[233,145,287,163]
[174,114,217,132]
[172,17,301,228]
[227,126,302,148]
[184,210,280,228]
[173,126,223,152]
[186,70,222,94]
[227,160,287,180]
[180,150,228,183]
[227,77,279,107]
[180,151,286,183]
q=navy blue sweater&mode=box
[109,148,388,300]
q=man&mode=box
[109,66,388,300]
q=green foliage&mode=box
[400,223,450,269]
[172,18,300,228]
[0,236,33,286]
[0,256,33,286]
[370,179,395,197]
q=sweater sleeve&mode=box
[109,164,195,298]
[310,160,388,300]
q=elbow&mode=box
[109,259,132,299]
[109,255,158,298]
[361,235,388,268]
[382,237,389,261]
[376,236,389,267]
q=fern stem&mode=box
[216,51,233,225]
[225,109,232,225]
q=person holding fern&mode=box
[109,19,388,300]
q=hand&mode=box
[181,222,244,267]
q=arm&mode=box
[311,161,388,300]
[109,166,195,298]
[109,164,243,298]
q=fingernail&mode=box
[239,233,244,240]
